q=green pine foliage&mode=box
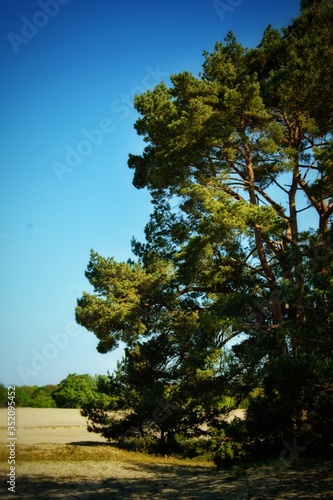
[76,1,333,462]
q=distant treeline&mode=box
[0,373,111,409]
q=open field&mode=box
[0,407,107,444]
[0,408,332,499]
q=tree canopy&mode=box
[76,0,333,462]
[52,373,114,409]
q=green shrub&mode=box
[213,439,246,468]
[121,435,159,453]
[170,434,213,459]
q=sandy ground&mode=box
[0,407,244,444]
[0,407,107,444]
[0,408,332,499]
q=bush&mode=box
[169,434,213,459]
[120,435,159,453]
[213,439,246,468]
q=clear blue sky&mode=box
[0,0,301,387]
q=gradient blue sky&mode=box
[0,0,301,387]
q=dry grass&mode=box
[1,442,213,467]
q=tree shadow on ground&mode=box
[1,443,332,500]
[0,474,248,500]
[2,463,333,500]
[69,440,111,447]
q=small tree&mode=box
[53,373,112,409]
[30,385,58,408]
